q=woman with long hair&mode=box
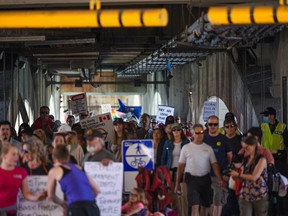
[0,142,47,215]
[111,118,128,162]
[21,136,52,175]
[229,136,269,216]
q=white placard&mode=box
[80,113,114,143]
[203,101,217,121]
[156,105,175,124]
[101,104,112,115]
[17,176,64,216]
[69,93,88,115]
[85,162,123,216]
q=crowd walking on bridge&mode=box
[0,105,288,216]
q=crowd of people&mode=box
[0,105,288,216]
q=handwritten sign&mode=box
[85,162,123,216]
[156,105,175,124]
[80,113,114,143]
[101,104,112,115]
[17,176,64,216]
[203,101,217,121]
[69,93,88,115]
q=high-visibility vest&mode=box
[261,122,286,153]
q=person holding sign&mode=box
[0,142,47,216]
[48,145,100,216]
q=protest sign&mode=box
[17,176,63,216]
[203,101,217,121]
[156,105,175,124]
[85,162,123,216]
[101,104,112,114]
[80,113,114,143]
[69,93,88,115]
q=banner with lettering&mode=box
[156,105,175,124]
[17,176,64,216]
[85,162,123,216]
[101,104,112,115]
[203,101,217,121]
[69,93,88,115]
[80,113,114,143]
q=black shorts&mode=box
[68,201,100,216]
[185,173,213,207]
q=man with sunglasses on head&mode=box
[203,115,232,216]
[175,123,223,216]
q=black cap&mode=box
[85,129,103,139]
[260,107,276,116]
[20,127,33,136]
[225,112,235,120]
[113,118,124,125]
[165,115,175,126]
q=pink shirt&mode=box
[238,145,274,165]
[0,166,28,208]
[122,202,145,214]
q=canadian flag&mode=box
[99,114,111,122]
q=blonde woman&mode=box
[21,136,52,175]
[0,142,47,215]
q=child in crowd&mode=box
[122,188,148,216]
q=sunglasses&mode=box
[207,123,218,127]
[40,111,49,114]
[172,129,181,132]
[195,131,204,135]
[225,125,235,129]
[22,148,29,153]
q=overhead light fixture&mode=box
[0,36,46,42]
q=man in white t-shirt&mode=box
[175,123,224,216]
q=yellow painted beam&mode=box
[279,0,288,6]
[0,8,168,28]
[208,6,288,25]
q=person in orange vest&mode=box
[260,107,288,176]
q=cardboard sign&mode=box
[203,101,217,121]
[156,105,175,124]
[17,176,64,216]
[85,162,123,216]
[122,140,154,193]
[69,93,88,115]
[80,113,114,143]
[101,104,112,115]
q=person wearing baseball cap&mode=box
[260,107,288,176]
[82,129,115,167]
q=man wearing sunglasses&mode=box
[203,115,232,216]
[175,123,223,216]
